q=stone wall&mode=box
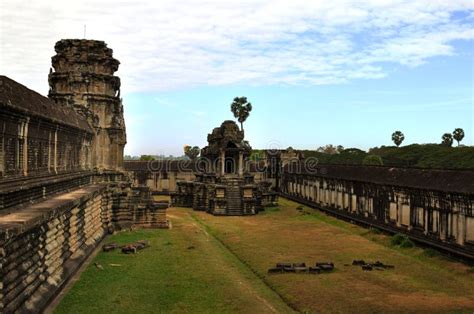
[0,171,169,312]
[281,165,474,259]
[0,76,93,181]
[130,187,169,228]
[0,185,109,313]
[133,170,196,194]
[125,160,266,194]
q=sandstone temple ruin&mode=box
[0,38,474,313]
[0,40,168,313]
[171,120,277,215]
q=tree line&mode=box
[126,97,471,170]
[391,128,465,147]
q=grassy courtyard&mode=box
[55,198,474,313]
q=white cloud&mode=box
[0,0,473,94]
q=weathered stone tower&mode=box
[48,39,126,172]
[172,120,277,215]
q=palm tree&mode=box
[453,128,465,146]
[391,131,405,147]
[231,97,252,131]
[441,133,453,147]
[184,145,200,160]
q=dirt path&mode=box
[169,208,294,313]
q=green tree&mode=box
[362,154,384,166]
[453,128,465,146]
[391,131,405,147]
[231,97,252,131]
[184,145,200,160]
[140,155,156,161]
[441,133,453,147]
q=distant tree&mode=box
[363,154,384,166]
[441,133,453,147]
[336,145,344,153]
[391,131,405,147]
[231,97,252,131]
[316,144,338,155]
[140,155,156,161]
[453,128,465,146]
[184,145,200,160]
[124,155,140,160]
[342,148,366,155]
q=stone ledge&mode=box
[0,184,107,241]
[0,171,94,194]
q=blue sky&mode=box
[1,0,473,156]
[124,40,473,156]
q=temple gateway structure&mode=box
[171,120,277,215]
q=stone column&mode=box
[457,212,466,246]
[238,152,243,176]
[396,194,403,227]
[22,119,29,176]
[424,208,429,235]
[440,213,447,241]
[220,150,225,176]
[54,128,58,174]
[48,130,52,173]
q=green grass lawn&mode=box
[191,198,474,313]
[54,208,292,314]
[55,197,474,313]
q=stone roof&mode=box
[202,120,251,156]
[0,76,92,132]
[284,163,474,194]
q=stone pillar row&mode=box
[282,174,471,248]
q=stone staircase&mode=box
[225,178,243,215]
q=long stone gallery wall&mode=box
[125,160,267,194]
[280,164,474,259]
[0,40,167,312]
[124,155,474,258]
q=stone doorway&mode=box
[224,153,237,174]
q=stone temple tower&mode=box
[48,39,126,172]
